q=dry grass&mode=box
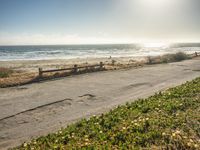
[0,72,37,87]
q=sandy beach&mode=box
[0,57,200,149]
[0,56,148,88]
[0,56,145,72]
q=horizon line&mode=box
[1,42,200,47]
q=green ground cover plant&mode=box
[15,77,200,150]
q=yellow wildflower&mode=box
[23,143,27,147]
[172,133,176,137]
[187,142,191,147]
[162,132,166,136]
[122,127,126,130]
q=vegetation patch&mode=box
[161,52,191,63]
[0,67,13,78]
[147,52,191,64]
[14,77,200,149]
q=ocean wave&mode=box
[0,44,199,61]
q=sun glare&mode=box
[140,0,171,6]
[137,0,175,10]
[143,43,167,48]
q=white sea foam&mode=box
[0,44,199,61]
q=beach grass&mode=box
[0,67,13,78]
[15,77,200,150]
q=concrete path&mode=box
[0,58,200,149]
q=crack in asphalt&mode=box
[0,98,73,122]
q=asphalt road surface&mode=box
[0,58,200,149]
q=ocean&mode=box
[0,43,200,61]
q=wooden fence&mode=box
[38,52,200,78]
[38,62,104,77]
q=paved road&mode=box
[0,58,200,149]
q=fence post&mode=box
[147,56,152,64]
[73,64,78,74]
[100,62,103,70]
[38,68,43,78]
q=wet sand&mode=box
[0,58,200,149]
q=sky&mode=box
[0,0,200,45]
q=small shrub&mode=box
[172,52,189,61]
[161,52,190,63]
[161,57,169,63]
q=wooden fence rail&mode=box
[38,62,104,78]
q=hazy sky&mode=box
[0,0,200,45]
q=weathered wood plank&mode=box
[38,62,104,76]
